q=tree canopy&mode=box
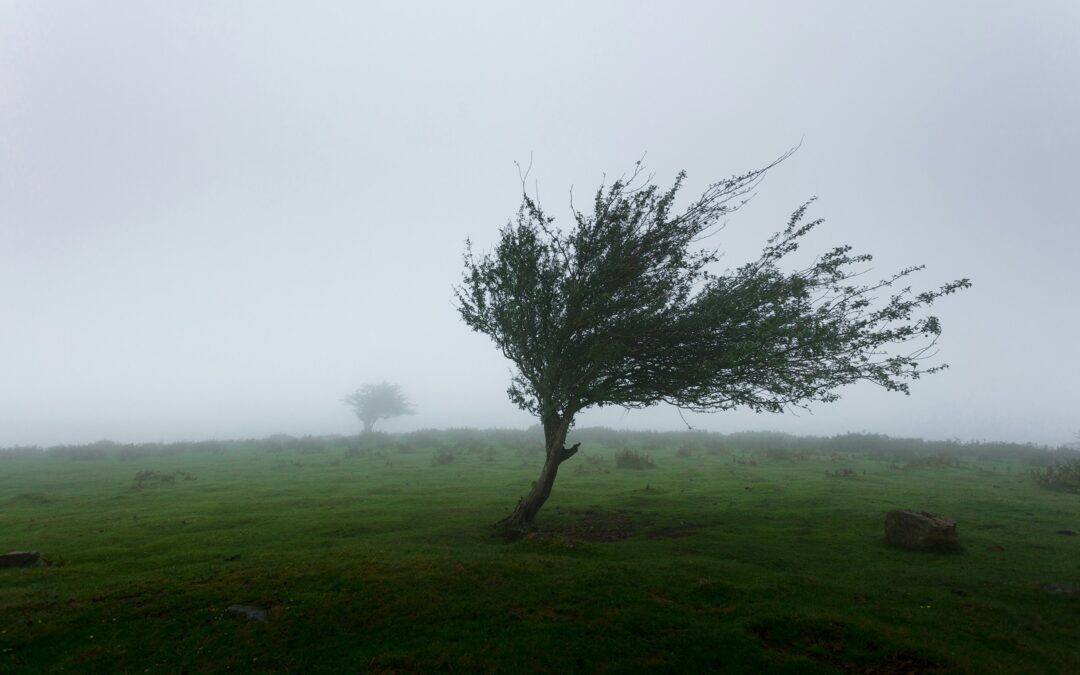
[343,381,414,434]
[456,157,969,528]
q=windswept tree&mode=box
[343,381,414,433]
[456,156,969,529]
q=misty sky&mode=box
[2,1,1078,447]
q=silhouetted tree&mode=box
[456,155,970,529]
[343,382,414,433]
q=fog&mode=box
[2,1,1077,448]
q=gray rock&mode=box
[227,604,269,622]
[1041,583,1079,595]
[0,551,40,568]
[885,510,959,551]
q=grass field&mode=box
[2,430,1078,673]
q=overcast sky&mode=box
[2,1,1077,448]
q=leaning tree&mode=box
[342,381,414,433]
[456,156,969,529]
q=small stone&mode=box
[1041,583,1079,595]
[0,551,40,568]
[227,604,268,622]
[1055,530,1078,536]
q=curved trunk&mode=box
[495,415,580,530]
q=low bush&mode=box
[432,447,458,466]
[133,469,195,487]
[900,454,962,470]
[827,467,859,478]
[574,454,609,474]
[0,446,41,460]
[1033,459,1080,493]
[615,449,655,470]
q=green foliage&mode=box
[456,156,970,425]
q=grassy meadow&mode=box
[1,429,1079,673]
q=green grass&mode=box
[1,435,1078,673]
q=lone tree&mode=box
[343,381,414,433]
[456,156,969,530]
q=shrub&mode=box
[901,454,962,470]
[1033,459,1080,493]
[827,467,859,478]
[615,449,655,470]
[763,447,811,462]
[343,443,372,458]
[133,469,195,487]
[574,453,609,474]
[0,446,41,460]
[432,447,458,466]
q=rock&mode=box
[0,551,40,568]
[1056,530,1078,536]
[227,604,268,622]
[1041,583,1079,595]
[885,510,959,551]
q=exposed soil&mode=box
[751,618,943,674]
[646,524,700,539]
[500,508,705,544]
[549,507,649,542]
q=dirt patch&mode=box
[497,508,651,543]
[500,508,667,544]
[646,524,700,539]
[509,605,582,621]
[648,590,675,606]
[751,617,942,674]
[1041,582,1079,595]
[552,508,649,542]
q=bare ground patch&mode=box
[646,523,701,539]
[549,507,650,542]
[501,508,704,544]
[750,617,944,674]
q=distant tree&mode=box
[343,382,414,433]
[456,155,970,529]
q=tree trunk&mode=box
[362,419,374,434]
[495,415,580,531]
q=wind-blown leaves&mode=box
[456,158,970,424]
